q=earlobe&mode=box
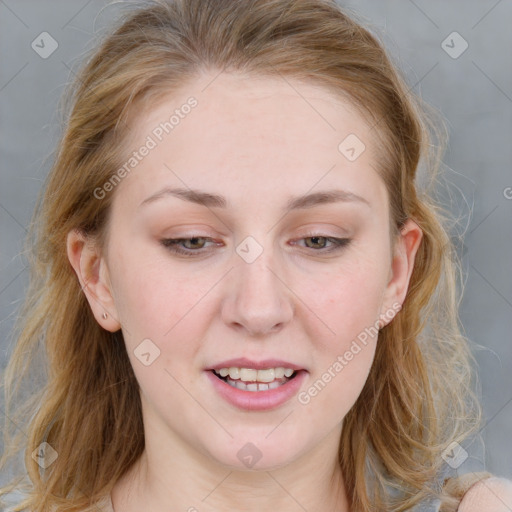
[66,229,121,332]
[379,219,423,327]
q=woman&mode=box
[1,1,511,511]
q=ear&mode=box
[66,229,121,332]
[379,218,423,328]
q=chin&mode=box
[204,435,310,472]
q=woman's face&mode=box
[73,71,421,471]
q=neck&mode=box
[111,428,350,512]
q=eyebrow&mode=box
[139,187,370,212]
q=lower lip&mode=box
[205,370,307,411]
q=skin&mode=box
[67,71,423,512]
[459,478,512,512]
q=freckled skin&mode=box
[69,71,422,512]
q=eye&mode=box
[160,236,218,257]
[295,234,351,253]
[160,234,352,258]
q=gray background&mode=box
[1,0,511,488]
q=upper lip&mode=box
[207,357,305,371]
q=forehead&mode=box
[114,71,387,213]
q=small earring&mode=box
[102,312,108,319]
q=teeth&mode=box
[274,368,285,379]
[214,366,297,383]
[228,367,240,380]
[226,377,285,392]
[238,368,257,381]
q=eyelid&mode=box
[159,232,351,258]
[160,236,219,254]
[291,233,351,252]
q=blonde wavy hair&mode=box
[0,1,492,511]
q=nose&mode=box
[221,245,294,337]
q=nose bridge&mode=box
[223,234,293,335]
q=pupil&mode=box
[309,236,324,248]
[188,237,203,248]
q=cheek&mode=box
[301,340,376,425]
[108,245,213,348]
[296,252,388,413]
[304,254,389,342]
[298,262,384,417]
[108,250,212,400]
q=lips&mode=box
[205,367,307,411]
[206,357,305,371]
[204,357,307,411]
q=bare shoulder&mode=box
[458,476,512,512]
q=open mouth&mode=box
[206,366,307,410]
[211,369,299,392]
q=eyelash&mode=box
[160,233,351,257]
